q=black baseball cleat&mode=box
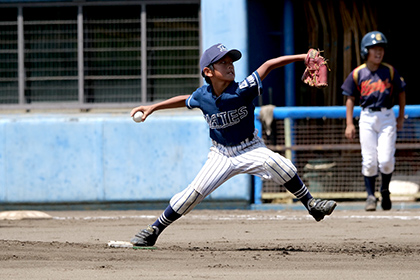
[130,225,160,246]
[381,190,392,211]
[308,198,337,221]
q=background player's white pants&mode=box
[170,132,297,215]
[359,109,397,177]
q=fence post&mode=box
[17,7,24,105]
[253,113,263,204]
[283,0,295,107]
[284,117,292,160]
[283,0,296,163]
[77,6,84,105]
[141,4,147,103]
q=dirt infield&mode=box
[1,207,420,279]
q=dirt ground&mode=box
[1,206,420,280]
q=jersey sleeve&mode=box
[237,71,263,102]
[185,86,205,109]
[341,70,358,96]
[393,69,407,94]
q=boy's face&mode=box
[367,45,385,65]
[207,55,235,82]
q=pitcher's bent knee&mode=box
[263,153,297,185]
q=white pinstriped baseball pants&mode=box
[170,131,298,215]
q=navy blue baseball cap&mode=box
[200,43,242,77]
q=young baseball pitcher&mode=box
[130,43,337,247]
[342,31,406,211]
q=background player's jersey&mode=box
[186,71,262,146]
[341,63,406,108]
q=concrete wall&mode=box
[0,110,251,205]
[201,0,248,82]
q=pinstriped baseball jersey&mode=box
[186,71,262,146]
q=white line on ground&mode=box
[52,214,420,221]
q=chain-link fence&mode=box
[0,1,200,110]
[0,8,18,104]
[256,106,420,203]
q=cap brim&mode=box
[212,49,242,64]
[227,49,242,62]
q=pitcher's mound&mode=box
[0,210,52,220]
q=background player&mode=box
[342,31,406,211]
[129,43,337,247]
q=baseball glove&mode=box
[301,49,330,88]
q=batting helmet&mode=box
[360,31,388,60]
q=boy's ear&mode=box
[203,66,214,78]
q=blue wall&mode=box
[201,0,248,82]
[0,112,251,204]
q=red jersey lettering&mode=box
[360,78,392,96]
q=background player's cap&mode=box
[200,43,242,77]
[360,31,388,60]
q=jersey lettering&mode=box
[238,80,248,89]
[239,73,258,89]
[246,74,257,87]
[205,106,248,129]
[360,78,391,96]
[238,106,248,119]
[218,111,228,127]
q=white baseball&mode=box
[133,111,144,123]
